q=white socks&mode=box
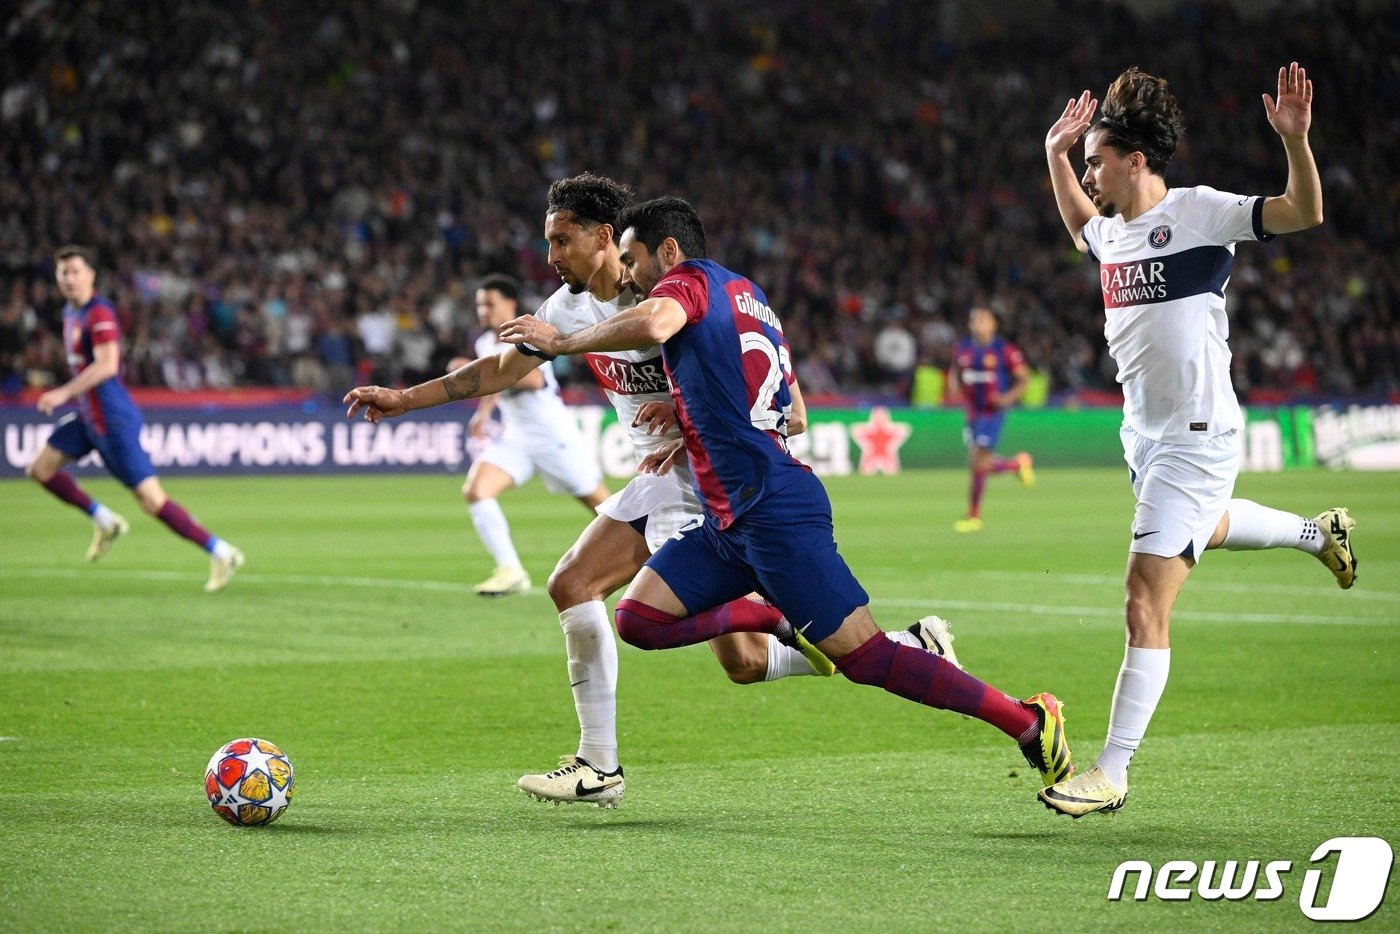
[1221,499,1324,555]
[885,629,923,649]
[1097,646,1171,788]
[762,628,927,681]
[560,601,619,772]
[763,635,816,680]
[468,498,522,569]
[91,504,118,529]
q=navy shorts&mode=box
[645,470,869,643]
[48,414,157,488]
[964,412,1005,450]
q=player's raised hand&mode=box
[344,386,407,423]
[637,437,687,476]
[498,315,561,355]
[631,400,677,435]
[1046,90,1097,155]
[1263,61,1312,140]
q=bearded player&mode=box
[345,174,955,808]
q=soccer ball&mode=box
[204,738,295,826]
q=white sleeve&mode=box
[1081,216,1107,260]
[1184,186,1274,245]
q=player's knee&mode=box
[721,656,765,684]
[1123,592,1170,642]
[546,562,591,610]
[614,599,674,650]
[24,460,47,482]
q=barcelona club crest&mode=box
[1148,225,1173,249]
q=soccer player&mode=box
[455,273,609,596]
[26,246,244,592]
[498,196,1074,800]
[1038,63,1355,817]
[949,306,1035,533]
[346,174,954,808]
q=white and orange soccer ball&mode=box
[204,738,295,826]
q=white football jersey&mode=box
[1081,186,1271,444]
[474,329,574,442]
[521,284,680,461]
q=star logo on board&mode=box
[849,406,911,476]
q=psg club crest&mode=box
[1148,225,1173,249]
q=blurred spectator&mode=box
[1,0,1395,402]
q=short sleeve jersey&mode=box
[649,259,803,529]
[473,329,573,434]
[954,336,1026,418]
[61,294,140,434]
[1080,186,1271,444]
[517,284,678,460]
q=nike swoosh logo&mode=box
[570,679,589,687]
[573,778,619,797]
[1042,787,1122,805]
[1132,530,1159,540]
[1237,198,1249,205]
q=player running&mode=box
[455,273,608,596]
[346,174,955,808]
[949,306,1034,533]
[26,246,244,592]
[1038,63,1354,817]
[499,196,1074,801]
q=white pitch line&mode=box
[8,567,1395,627]
[866,597,1381,627]
[964,570,1400,604]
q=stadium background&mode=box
[2,1,1397,930]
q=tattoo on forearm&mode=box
[441,369,480,401]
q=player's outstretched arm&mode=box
[344,346,543,423]
[499,298,688,356]
[1260,62,1324,235]
[1045,90,1098,251]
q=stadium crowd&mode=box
[2,0,1397,402]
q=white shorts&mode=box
[474,432,602,497]
[595,465,702,554]
[1122,425,1240,562]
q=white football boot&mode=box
[474,565,531,597]
[206,546,245,593]
[86,513,130,562]
[518,755,624,808]
[907,615,962,670]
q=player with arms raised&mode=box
[26,246,244,591]
[500,196,1074,797]
[1038,64,1356,817]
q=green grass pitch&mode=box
[1,467,1396,930]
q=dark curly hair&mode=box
[1092,67,1185,177]
[546,172,634,233]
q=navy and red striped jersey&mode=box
[954,337,1026,418]
[61,294,140,434]
[650,259,805,529]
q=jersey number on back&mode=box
[741,332,791,434]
